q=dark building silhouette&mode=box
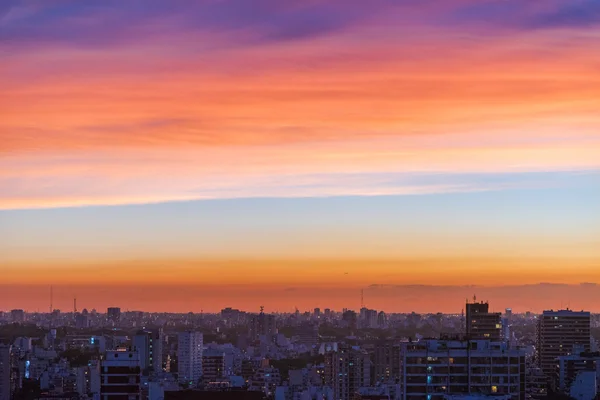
[165,390,265,400]
[465,300,501,340]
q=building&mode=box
[557,350,600,396]
[203,350,226,385]
[342,311,358,331]
[165,391,265,400]
[325,345,371,400]
[10,309,25,324]
[400,339,526,400]
[378,311,388,329]
[133,329,163,373]
[536,310,591,378]
[249,367,281,397]
[465,301,501,341]
[0,345,14,400]
[525,366,548,400]
[100,349,141,400]
[373,340,401,383]
[75,313,91,329]
[178,331,203,386]
[249,312,277,339]
[107,308,121,324]
[443,396,511,400]
[296,323,319,348]
[569,371,596,400]
[76,360,101,398]
[360,308,379,329]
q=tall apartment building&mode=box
[177,332,203,386]
[0,345,14,400]
[400,339,526,400]
[373,340,401,383]
[133,329,163,373]
[536,310,591,378]
[325,345,371,400]
[100,349,141,400]
[76,359,101,398]
[466,301,501,341]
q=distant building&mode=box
[178,332,203,386]
[377,311,388,329]
[536,310,591,378]
[249,312,277,339]
[465,301,501,340]
[100,349,141,400]
[10,309,24,324]
[325,345,371,400]
[296,323,319,348]
[75,313,91,329]
[106,308,121,324]
[400,339,525,400]
[342,310,358,331]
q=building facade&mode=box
[0,345,14,400]
[325,345,371,400]
[536,310,591,378]
[465,302,501,341]
[177,331,203,386]
[133,329,163,373]
[100,349,141,400]
[401,339,526,400]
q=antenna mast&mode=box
[361,289,364,308]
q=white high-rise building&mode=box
[177,332,203,386]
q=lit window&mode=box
[492,386,498,393]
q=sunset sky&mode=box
[1,0,599,313]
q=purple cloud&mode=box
[0,0,394,50]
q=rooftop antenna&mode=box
[473,294,477,303]
[361,289,364,309]
[260,305,264,314]
[74,297,77,314]
[50,285,53,313]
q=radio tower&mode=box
[50,285,53,313]
[360,289,364,309]
[74,297,77,314]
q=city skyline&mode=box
[2,282,600,314]
[2,0,600,312]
